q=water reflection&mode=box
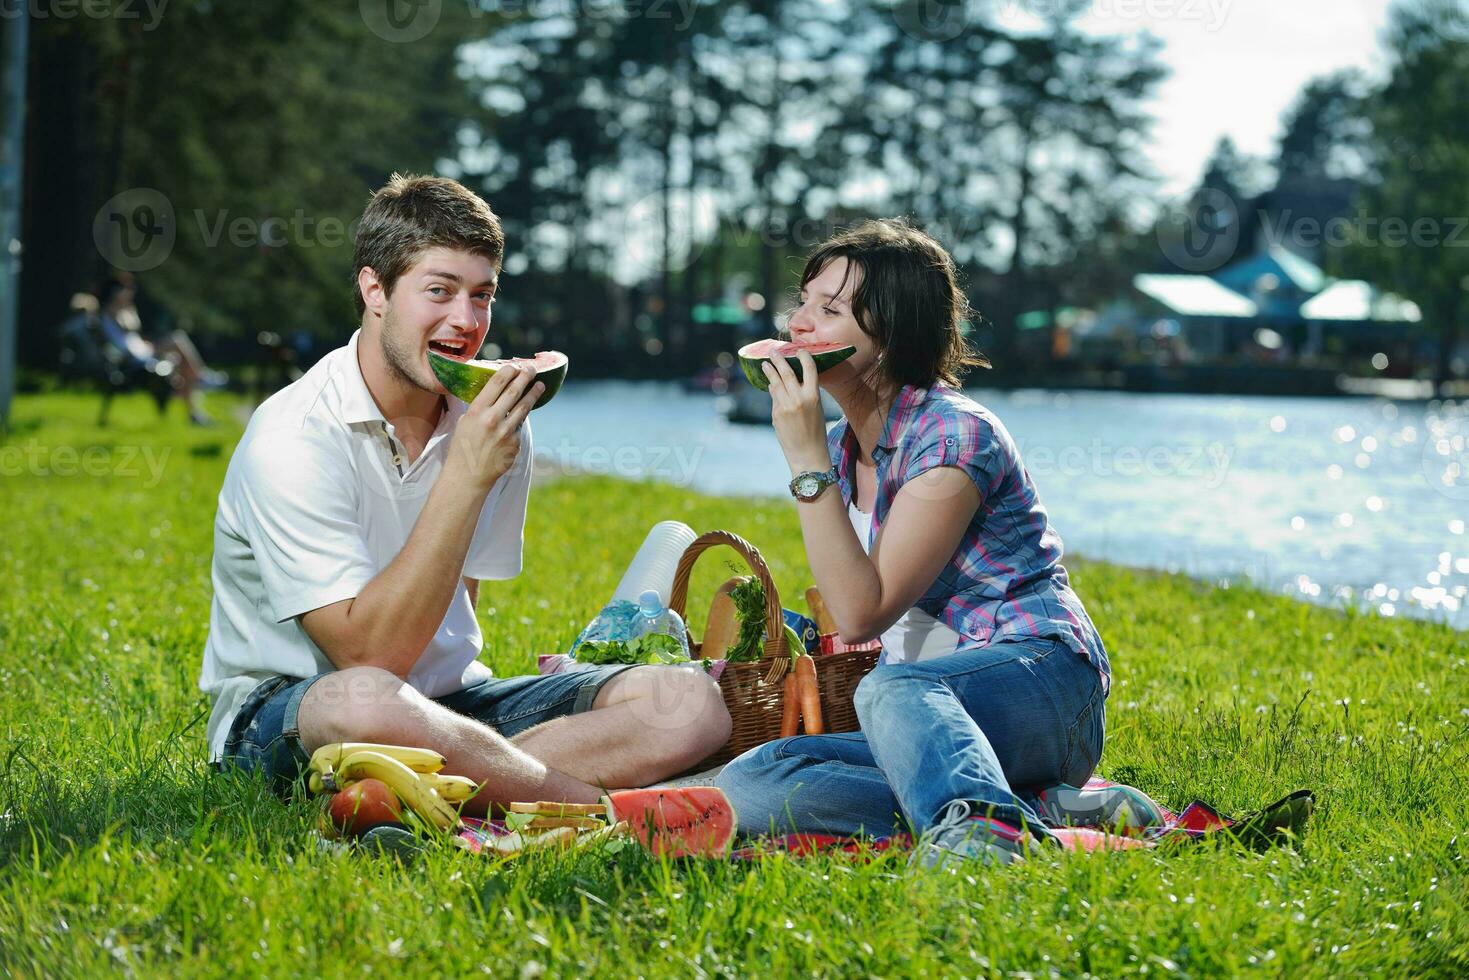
[531,382,1469,630]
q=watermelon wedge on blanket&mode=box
[737,339,857,391]
[606,787,736,858]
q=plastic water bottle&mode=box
[569,599,643,655]
[569,522,697,658]
[611,521,698,606]
[632,589,691,659]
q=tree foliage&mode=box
[28,0,480,341]
[1336,0,1469,389]
[25,0,1167,377]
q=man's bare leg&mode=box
[295,666,604,815]
[510,665,732,788]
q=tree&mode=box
[1336,0,1469,393]
[1274,71,1372,184]
[848,7,1165,366]
[455,6,630,362]
[21,0,480,362]
[1197,136,1268,206]
[456,0,849,371]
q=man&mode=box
[199,174,731,812]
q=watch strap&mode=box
[789,466,839,501]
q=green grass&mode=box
[2,390,1467,977]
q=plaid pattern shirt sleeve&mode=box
[899,406,1010,510]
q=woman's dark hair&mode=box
[797,218,990,388]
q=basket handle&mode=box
[669,530,791,670]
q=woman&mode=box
[715,220,1143,866]
[97,273,227,426]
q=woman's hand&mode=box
[763,350,831,474]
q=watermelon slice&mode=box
[429,349,569,409]
[606,787,737,859]
[737,339,857,391]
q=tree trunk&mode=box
[679,53,700,373]
[659,73,674,355]
[757,18,782,308]
[995,122,1037,371]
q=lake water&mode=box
[531,381,1469,632]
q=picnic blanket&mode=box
[724,778,1313,860]
[448,777,1313,860]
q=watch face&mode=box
[796,474,820,498]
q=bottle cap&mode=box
[638,589,662,617]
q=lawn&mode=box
[1,390,1466,977]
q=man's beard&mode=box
[378,306,433,393]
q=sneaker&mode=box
[912,800,1047,870]
[1033,781,1166,832]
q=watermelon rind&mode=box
[606,786,737,859]
[429,350,569,409]
[736,340,857,391]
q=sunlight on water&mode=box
[532,383,1469,630]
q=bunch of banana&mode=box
[307,741,478,833]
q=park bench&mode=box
[56,310,174,426]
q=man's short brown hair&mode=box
[351,174,505,317]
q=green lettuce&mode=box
[575,632,686,666]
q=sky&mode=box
[998,0,1401,197]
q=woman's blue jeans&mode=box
[715,637,1105,837]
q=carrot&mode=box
[794,654,823,734]
[780,673,801,738]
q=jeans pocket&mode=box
[221,676,291,767]
[1059,704,1087,787]
[259,730,310,786]
[1061,689,1105,786]
[1086,694,1106,771]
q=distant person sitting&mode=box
[96,273,227,426]
[57,292,105,374]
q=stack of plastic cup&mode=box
[610,521,699,606]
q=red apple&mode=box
[328,778,404,837]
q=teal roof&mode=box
[1214,245,1327,296]
[1125,247,1417,326]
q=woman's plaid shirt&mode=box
[826,383,1111,689]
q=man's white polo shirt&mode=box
[198,330,531,763]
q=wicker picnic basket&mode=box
[668,530,882,770]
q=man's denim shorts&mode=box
[217,666,634,795]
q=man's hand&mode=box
[301,375,531,676]
[446,365,542,490]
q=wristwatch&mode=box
[789,466,839,502]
